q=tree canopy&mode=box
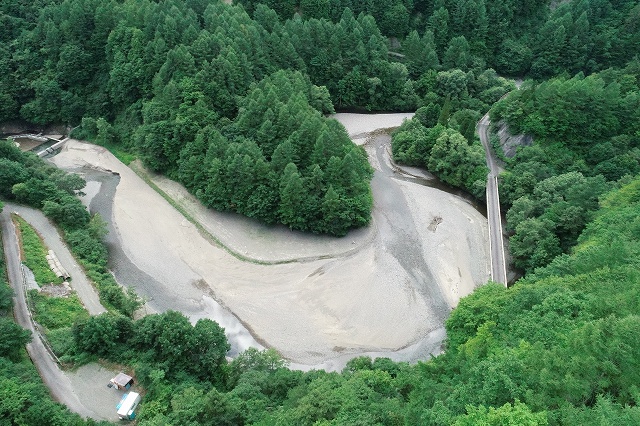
[491,66,640,273]
[3,0,638,233]
[3,0,640,424]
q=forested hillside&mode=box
[491,66,640,273]
[3,0,638,233]
[2,0,640,424]
[237,0,640,76]
[6,170,638,425]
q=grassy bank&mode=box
[13,215,61,285]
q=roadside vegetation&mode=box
[12,214,90,360]
[0,141,140,317]
[28,291,88,336]
[14,216,62,285]
[0,223,16,318]
[491,67,640,273]
[28,289,89,360]
[1,0,640,424]
[0,210,111,426]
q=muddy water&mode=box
[55,130,488,368]
[75,166,446,367]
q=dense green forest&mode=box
[390,67,513,196]
[3,0,637,233]
[2,0,640,424]
[491,65,640,273]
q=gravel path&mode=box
[6,202,106,315]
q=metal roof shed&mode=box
[110,373,134,390]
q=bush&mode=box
[28,290,88,331]
[14,216,61,285]
[47,327,76,359]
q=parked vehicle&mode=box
[116,392,140,420]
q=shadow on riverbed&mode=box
[78,168,261,357]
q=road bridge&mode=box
[477,115,508,286]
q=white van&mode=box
[116,392,141,420]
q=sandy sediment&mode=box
[148,171,375,264]
[51,113,489,366]
[333,112,414,140]
[399,181,490,307]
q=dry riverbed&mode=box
[50,113,490,368]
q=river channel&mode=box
[50,121,490,370]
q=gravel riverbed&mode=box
[50,113,490,368]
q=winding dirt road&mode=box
[7,203,106,314]
[0,208,100,420]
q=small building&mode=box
[110,373,134,390]
[116,392,141,420]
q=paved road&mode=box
[0,208,100,419]
[477,115,508,286]
[5,202,105,315]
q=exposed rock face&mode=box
[496,120,534,158]
[0,120,68,136]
